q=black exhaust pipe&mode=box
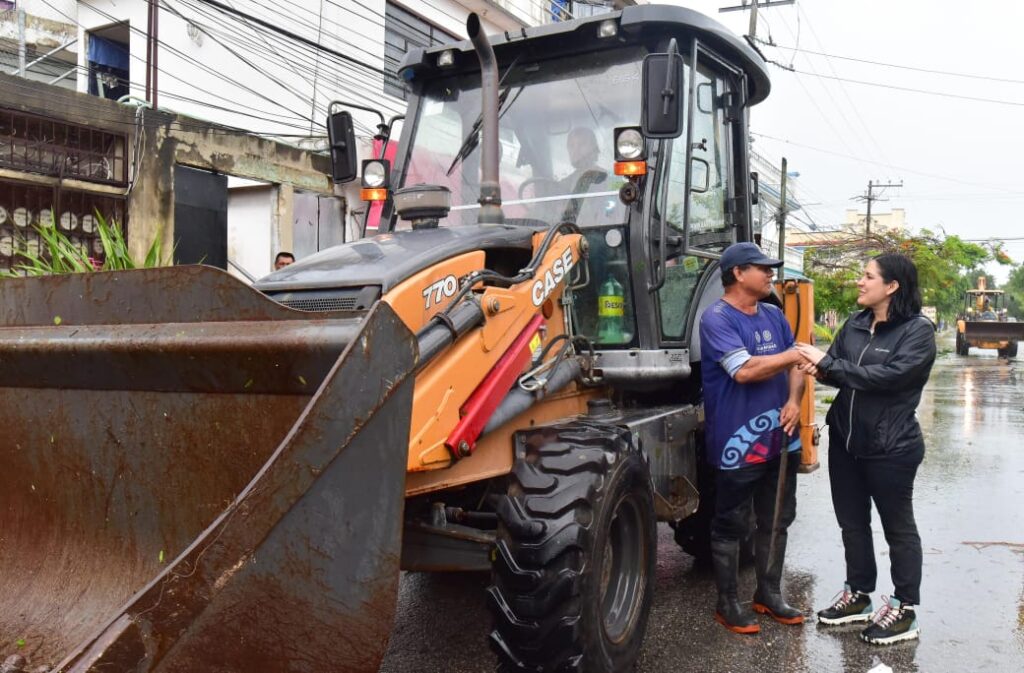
[467,13,503,226]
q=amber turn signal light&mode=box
[361,188,388,201]
[614,161,647,176]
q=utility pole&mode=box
[17,8,26,77]
[857,179,903,238]
[777,157,788,281]
[719,0,796,40]
[146,0,160,107]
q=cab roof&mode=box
[399,5,771,106]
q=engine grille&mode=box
[280,296,358,312]
[265,285,380,313]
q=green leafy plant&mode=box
[3,211,167,277]
[813,323,839,344]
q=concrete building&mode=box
[0,0,626,277]
[841,206,906,235]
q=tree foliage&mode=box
[1004,263,1024,319]
[803,226,1005,320]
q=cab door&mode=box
[645,43,750,353]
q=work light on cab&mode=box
[613,126,646,176]
[361,159,390,201]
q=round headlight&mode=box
[363,161,387,188]
[616,129,644,160]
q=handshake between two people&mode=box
[792,342,828,378]
[777,343,829,437]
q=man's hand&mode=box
[796,360,820,377]
[780,400,801,435]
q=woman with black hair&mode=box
[794,253,936,645]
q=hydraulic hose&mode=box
[481,358,581,435]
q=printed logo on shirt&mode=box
[753,328,777,355]
[720,408,801,469]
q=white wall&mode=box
[227,183,275,281]
[74,1,515,137]
[21,0,78,25]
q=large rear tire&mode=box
[489,423,656,673]
[998,342,1018,359]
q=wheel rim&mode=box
[599,492,647,644]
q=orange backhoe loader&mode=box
[1,6,815,672]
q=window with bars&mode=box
[384,2,456,100]
[0,108,128,186]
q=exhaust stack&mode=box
[467,13,504,226]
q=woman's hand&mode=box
[795,342,828,366]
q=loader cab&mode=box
[337,6,768,390]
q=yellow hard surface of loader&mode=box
[1,6,815,673]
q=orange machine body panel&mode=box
[381,232,587,492]
[774,278,819,472]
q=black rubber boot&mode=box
[752,530,804,625]
[711,539,760,634]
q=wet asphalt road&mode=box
[380,335,1024,673]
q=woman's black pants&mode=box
[828,435,923,605]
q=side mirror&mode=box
[327,110,358,184]
[641,50,685,139]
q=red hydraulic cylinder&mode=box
[445,314,544,458]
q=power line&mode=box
[853,179,903,238]
[763,42,1024,85]
[191,0,387,76]
[791,3,894,171]
[171,0,404,124]
[51,0,322,132]
[751,131,1022,195]
[783,66,1024,107]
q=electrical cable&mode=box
[169,0,404,126]
[791,4,895,172]
[763,41,1024,85]
[751,131,1023,195]
[783,66,1024,108]
[772,9,874,166]
[50,0,324,133]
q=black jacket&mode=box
[820,309,937,458]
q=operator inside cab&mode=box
[558,126,611,225]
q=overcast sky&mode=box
[671,0,1024,281]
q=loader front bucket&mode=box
[0,266,417,673]
[962,320,1024,342]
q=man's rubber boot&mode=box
[711,539,760,634]
[752,529,804,625]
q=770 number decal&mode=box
[422,274,459,309]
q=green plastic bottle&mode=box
[597,275,626,344]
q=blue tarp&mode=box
[87,34,129,71]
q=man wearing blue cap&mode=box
[699,242,806,634]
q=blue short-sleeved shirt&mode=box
[699,299,801,470]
